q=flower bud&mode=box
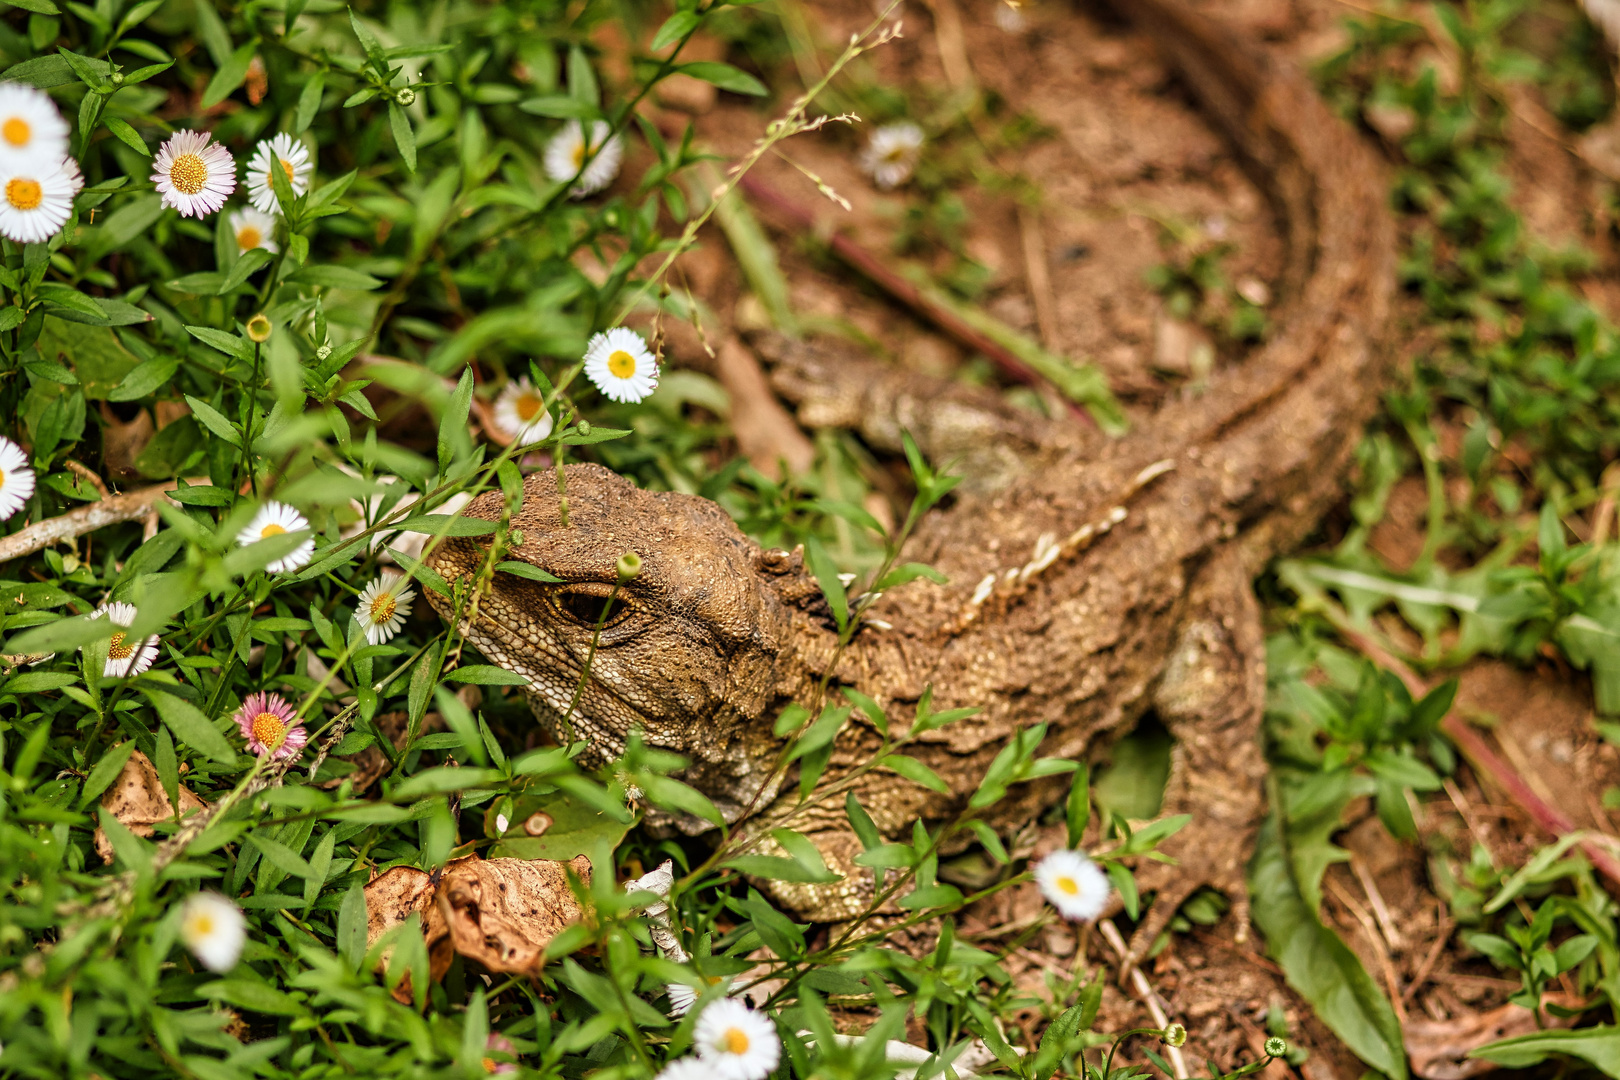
[1163,1024,1186,1048]
[110,71,125,85]
[395,87,416,106]
[1264,1037,1288,1059]
[245,313,272,343]
[315,343,332,361]
[577,420,591,436]
[616,550,642,582]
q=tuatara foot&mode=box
[1121,548,1268,974]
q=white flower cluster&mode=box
[0,84,83,244]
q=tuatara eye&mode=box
[550,584,631,629]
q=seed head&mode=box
[395,87,416,106]
[1264,1037,1288,1059]
[246,313,272,342]
[617,550,642,582]
[316,343,332,361]
[1163,1024,1186,1048]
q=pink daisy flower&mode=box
[232,691,307,760]
[483,1033,519,1074]
[152,130,235,218]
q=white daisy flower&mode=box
[0,436,34,521]
[180,892,246,972]
[59,155,83,196]
[693,999,780,1080]
[88,601,159,679]
[228,206,278,255]
[654,1060,710,1080]
[237,501,315,574]
[543,120,624,198]
[243,132,312,215]
[1034,848,1111,922]
[492,377,556,444]
[354,574,414,645]
[858,121,924,190]
[152,130,235,218]
[583,327,659,404]
[669,976,733,1017]
[0,83,69,168]
[0,157,77,244]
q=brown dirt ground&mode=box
[597,0,1620,1076]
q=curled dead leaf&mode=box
[364,864,451,1005]
[365,854,589,1002]
[437,855,591,976]
[94,750,207,863]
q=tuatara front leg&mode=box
[1123,548,1268,969]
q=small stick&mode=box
[1019,204,1062,354]
[1350,855,1405,952]
[0,483,181,564]
[1402,901,1452,1005]
[63,460,110,499]
[1326,876,1407,1023]
[1096,918,1189,1079]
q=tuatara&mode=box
[425,0,1395,954]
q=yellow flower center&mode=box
[259,522,286,538]
[2,116,30,147]
[6,178,41,211]
[251,711,287,751]
[481,1059,497,1074]
[571,142,586,169]
[723,1028,750,1055]
[1055,875,1079,896]
[515,393,542,421]
[107,632,134,661]
[278,156,296,183]
[189,913,214,937]
[169,153,208,195]
[236,225,262,251]
[0,468,9,491]
[607,350,637,379]
[368,592,397,624]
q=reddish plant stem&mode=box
[1338,624,1620,890]
[735,173,1092,425]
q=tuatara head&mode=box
[424,463,830,825]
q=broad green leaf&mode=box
[677,61,767,96]
[1249,813,1407,1079]
[145,689,238,765]
[78,739,136,808]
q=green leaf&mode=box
[108,355,179,401]
[444,664,528,686]
[494,560,563,583]
[285,265,383,290]
[145,689,238,765]
[295,70,325,133]
[438,366,474,470]
[566,45,599,106]
[1473,1026,1620,1075]
[202,39,257,108]
[186,325,253,362]
[3,0,60,14]
[183,394,241,447]
[676,61,767,96]
[488,789,633,861]
[880,753,950,794]
[78,739,135,808]
[1249,813,1407,1079]
[803,536,847,631]
[103,117,149,156]
[650,9,701,51]
[518,96,599,119]
[338,881,367,971]
[201,979,305,1016]
[388,100,416,172]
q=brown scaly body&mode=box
[427,0,1395,952]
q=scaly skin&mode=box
[426,0,1395,954]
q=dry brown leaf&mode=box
[1405,998,1580,1080]
[364,864,451,1005]
[94,750,207,863]
[437,855,591,975]
[320,709,444,793]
